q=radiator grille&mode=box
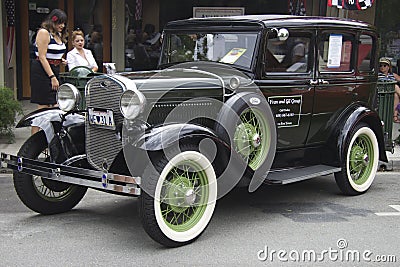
[85,76,124,170]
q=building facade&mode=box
[1,0,379,100]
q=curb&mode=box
[380,159,400,172]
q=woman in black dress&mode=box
[31,9,68,134]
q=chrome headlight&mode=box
[120,89,146,120]
[228,77,241,90]
[57,83,81,111]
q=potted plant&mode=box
[0,86,22,143]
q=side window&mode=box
[357,34,374,73]
[265,32,311,73]
[318,33,354,73]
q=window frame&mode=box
[356,32,377,75]
[263,28,314,77]
[317,30,357,75]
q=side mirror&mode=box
[277,28,289,41]
[270,28,290,41]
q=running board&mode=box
[265,165,341,185]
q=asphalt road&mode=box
[0,172,399,266]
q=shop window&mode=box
[73,0,106,71]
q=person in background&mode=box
[378,57,400,122]
[67,30,98,72]
[30,9,68,135]
[395,103,400,123]
[88,30,103,70]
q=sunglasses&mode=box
[380,64,389,67]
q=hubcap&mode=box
[184,189,196,206]
[252,133,261,148]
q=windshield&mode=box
[160,32,259,69]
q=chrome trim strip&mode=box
[1,153,141,196]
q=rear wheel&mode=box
[13,131,87,214]
[334,123,379,195]
[140,143,217,247]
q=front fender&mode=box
[132,123,219,151]
[125,122,252,198]
[16,107,84,143]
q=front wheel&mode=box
[13,131,87,214]
[334,123,379,195]
[140,144,217,247]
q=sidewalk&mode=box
[1,100,400,171]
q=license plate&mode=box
[88,108,115,129]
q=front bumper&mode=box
[1,153,141,196]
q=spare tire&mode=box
[215,92,276,192]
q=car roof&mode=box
[165,15,375,31]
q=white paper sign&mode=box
[327,34,342,68]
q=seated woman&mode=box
[67,30,98,72]
[379,57,400,122]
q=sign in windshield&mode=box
[161,32,258,69]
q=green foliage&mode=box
[0,86,22,142]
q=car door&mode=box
[307,30,357,145]
[257,28,315,150]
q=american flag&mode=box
[5,0,15,68]
[135,0,142,20]
[289,0,306,16]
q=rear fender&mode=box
[326,105,388,164]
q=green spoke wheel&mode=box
[140,144,217,247]
[348,134,375,185]
[234,108,270,170]
[335,123,379,195]
[160,161,209,232]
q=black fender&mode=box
[16,107,84,144]
[122,123,252,198]
[16,107,65,143]
[16,107,86,163]
[132,123,220,151]
[325,104,388,165]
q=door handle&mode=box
[319,79,329,85]
[309,79,329,86]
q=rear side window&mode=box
[318,33,355,73]
[357,34,374,73]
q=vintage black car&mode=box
[1,15,386,247]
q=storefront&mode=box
[1,0,380,100]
